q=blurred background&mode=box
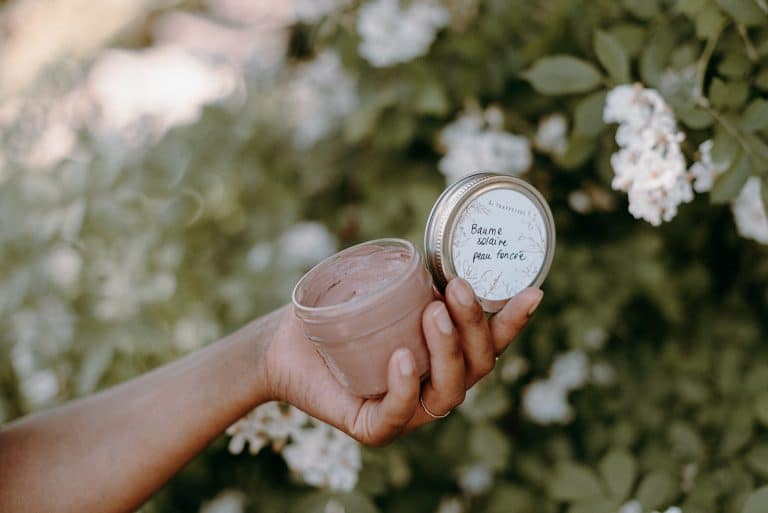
[1,0,768,512]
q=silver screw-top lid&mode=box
[424,172,556,313]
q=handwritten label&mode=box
[451,189,547,300]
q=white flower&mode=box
[689,139,728,193]
[226,402,309,455]
[288,50,357,149]
[500,355,529,383]
[654,508,683,513]
[278,221,337,268]
[534,113,568,156]
[550,349,590,391]
[438,107,531,183]
[604,84,692,225]
[12,295,76,354]
[732,177,768,245]
[357,0,450,67]
[45,246,82,289]
[568,190,592,214]
[522,379,573,424]
[282,421,362,490]
[87,46,237,139]
[246,242,273,272]
[174,314,221,352]
[618,500,643,513]
[295,0,352,22]
[435,497,464,513]
[457,463,493,496]
[591,361,617,386]
[324,500,346,513]
[21,369,59,406]
[199,489,246,513]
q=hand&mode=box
[262,278,543,446]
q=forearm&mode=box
[0,306,285,513]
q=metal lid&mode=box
[424,172,556,313]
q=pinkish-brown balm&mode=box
[292,239,433,397]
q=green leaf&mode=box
[594,30,631,84]
[742,487,768,513]
[522,56,604,95]
[568,498,622,513]
[636,471,679,511]
[756,69,768,91]
[549,461,605,501]
[622,0,660,19]
[487,483,534,513]
[676,0,708,16]
[412,81,450,116]
[709,78,750,109]
[469,423,511,471]
[741,99,768,132]
[459,384,511,423]
[718,52,753,79]
[755,393,768,426]
[746,444,768,478]
[696,4,727,40]
[598,449,637,500]
[554,135,597,169]
[711,152,751,204]
[574,90,608,137]
[716,0,767,26]
[639,26,675,87]
[609,24,647,57]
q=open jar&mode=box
[291,238,433,397]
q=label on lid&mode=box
[450,188,548,300]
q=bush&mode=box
[1,1,768,512]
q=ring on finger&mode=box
[420,396,451,419]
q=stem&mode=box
[737,24,759,61]
[695,22,723,98]
[696,98,756,161]
[754,0,768,15]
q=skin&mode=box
[0,278,543,513]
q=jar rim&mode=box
[291,238,422,319]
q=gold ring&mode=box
[420,396,451,419]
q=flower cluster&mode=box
[522,349,615,424]
[534,113,568,157]
[357,0,450,67]
[438,106,532,183]
[226,402,361,491]
[604,84,693,226]
[689,139,728,193]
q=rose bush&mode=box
[1,1,768,512]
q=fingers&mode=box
[490,287,543,354]
[354,348,420,446]
[411,301,465,425]
[445,278,494,387]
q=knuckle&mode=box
[476,356,495,376]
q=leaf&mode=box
[742,487,768,513]
[598,449,637,500]
[594,30,631,84]
[568,498,622,513]
[746,444,768,478]
[709,78,750,109]
[487,483,534,513]
[756,69,768,91]
[695,4,727,40]
[622,0,660,19]
[412,81,450,116]
[639,26,675,87]
[676,0,708,16]
[554,135,597,170]
[549,461,605,501]
[716,0,767,26]
[522,56,604,95]
[741,99,768,133]
[296,491,380,513]
[636,471,679,511]
[609,24,646,57]
[574,90,608,137]
[469,423,511,471]
[710,151,751,204]
[754,393,768,426]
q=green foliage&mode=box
[1,0,768,512]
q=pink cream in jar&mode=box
[291,238,433,397]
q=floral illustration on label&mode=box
[451,189,547,300]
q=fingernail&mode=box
[527,289,544,317]
[434,303,454,335]
[453,278,476,307]
[397,349,414,376]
